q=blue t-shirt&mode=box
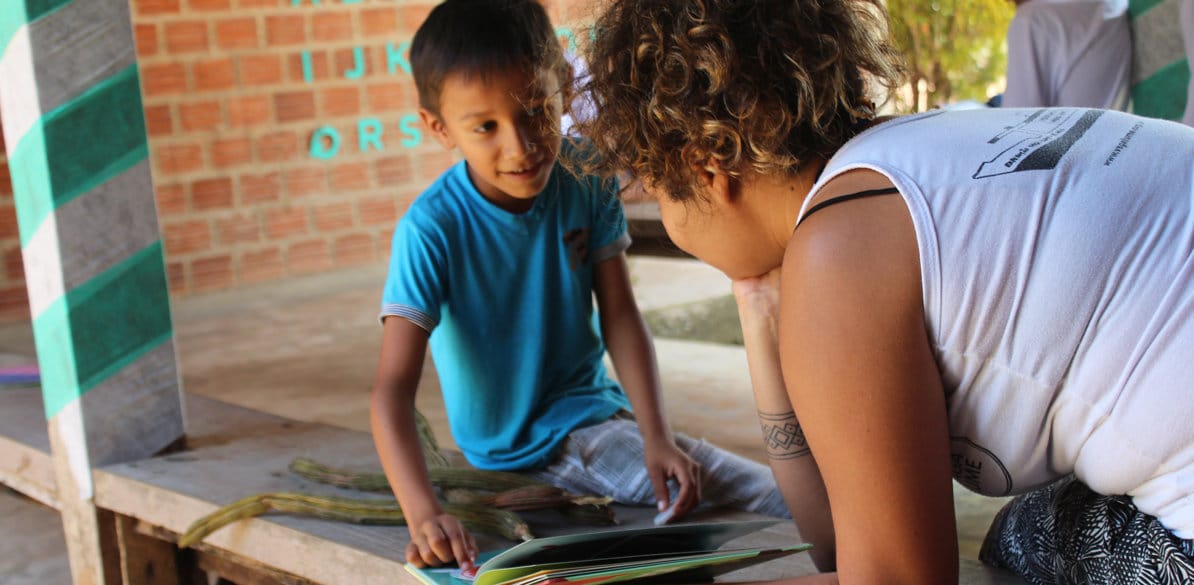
[380,147,632,470]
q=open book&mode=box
[404,519,811,585]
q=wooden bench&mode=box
[0,387,1024,585]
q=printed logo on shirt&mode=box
[973,109,1103,179]
[563,227,590,270]
[950,436,1013,496]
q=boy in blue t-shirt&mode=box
[370,0,788,572]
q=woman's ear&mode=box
[696,159,736,207]
[419,108,456,150]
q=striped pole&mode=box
[0,0,185,583]
[1130,0,1191,120]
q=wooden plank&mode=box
[1,1,185,583]
[115,514,182,585]
[0,388,57,507]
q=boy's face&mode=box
[421,66,564,212]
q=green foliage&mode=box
[886,0,1015,111]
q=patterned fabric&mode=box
[980,476,1194,584]
[528,414,791,519]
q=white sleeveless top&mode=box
[802,108,1194,538]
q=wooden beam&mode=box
[0,0,186,583]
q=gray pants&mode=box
[528,415,790,519]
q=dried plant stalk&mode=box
[288,457,549,493]
[178,492,532,548]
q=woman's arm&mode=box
[775,171,958,585]
[733,271,836,571]
[593,252,700,518]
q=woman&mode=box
[571,0,1194,583]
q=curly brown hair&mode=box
[572,0,906,202]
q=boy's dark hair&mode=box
[574,0,907,203]
[411,0,571,116]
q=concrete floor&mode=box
[0,256,1007,583]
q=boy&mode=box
[369,0,788,573]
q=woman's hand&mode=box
[732,268,783,326]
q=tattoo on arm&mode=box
[759,410,810,460]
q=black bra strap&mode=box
[796,187,900,229]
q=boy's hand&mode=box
[644,442,701,522]
[405,513,478,571]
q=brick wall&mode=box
[0,115,25,319]
[0,0,588,321]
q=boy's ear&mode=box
[419,108,456,149]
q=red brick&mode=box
[376,227,394,259]
[284,166,326,198]
[215,214,261,245]
[312,12,353,42]
[154,143,204,175]
[266,14,305,46]
[361,7,399,37]
[137,0,181,16]
[164,21,209,54]
[264,207,309,239]
[399,5,434,34]
[274,90,316,123]
[178,101,221,132]
[312,202,353,232]
[375,155,413,187]
[333,47,371,79]
[365,82,405,112]
[257,131,298,163]
[333,233,374,266]
[358,196,398,226]
[4,247,24,281]
[0,286,31,322]
[193,58,236,92]
[163,220,212,255]
[0,205,17,240]
[240,172,281,205]
[188,0,230,11]
[240,246,285,283]
[140,63,187,97]
[288,50,328,83]
[0,164,10,197]
[239,54,282,85]
[215,18,258,50]
[143,104,173,137]
[211,138,252,169]
[134,24,158,57]
[287,239,331,274]
[155,183,188,215]
[192,178,234,210]
[237,0,280,8]
[191,254,234,293]
[166,261,186,294]
[227,95,271,127]
[329,162,370,192]
[319,86,360,117]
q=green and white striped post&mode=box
[0,0,186,583]
[1130,0,1191,120]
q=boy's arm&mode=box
[592,253,700,519]
[733,270,836,571]
[370,317,477,570]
